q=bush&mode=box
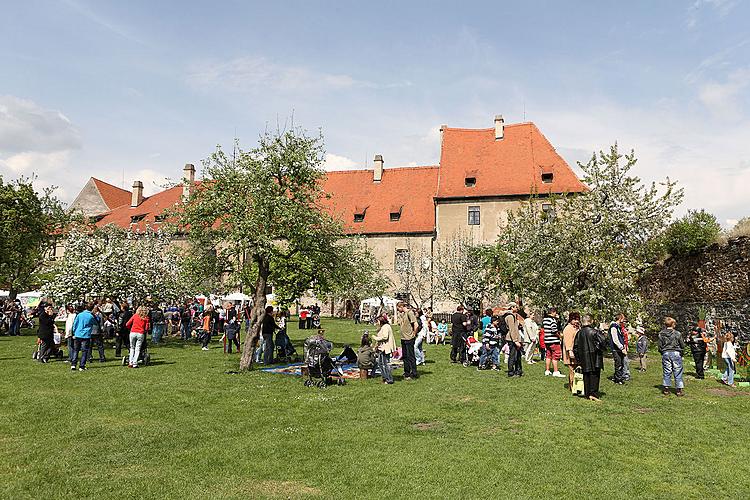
[660,210,721,257]
[728,217,750,239]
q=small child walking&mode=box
[636,326,648,372]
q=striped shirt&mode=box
[542,316,560,345]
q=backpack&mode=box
[497,312,513,337]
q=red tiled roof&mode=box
[95,185,184,231]
[91,178,132,210]
[437,123,587,199]
[322,167,439,234]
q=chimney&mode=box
[182,163,195,201]
[494,115,504,140]
[373,154,384,183]
[440,124,448,146]
[131,181,144,207]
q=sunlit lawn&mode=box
[1,318,748,499]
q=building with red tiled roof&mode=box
[68,117,585,304]
[68,177,132,216]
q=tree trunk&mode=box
[9,287,17,301]
[239,256,269,371]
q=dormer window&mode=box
[389,205,402,222]
[354,213,365,223]
[130,214,147,224]
[89,215,105,224]
[541,172,554,183]
[154,213,167,222]
[465,177,477,187]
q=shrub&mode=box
[728,217,750,239]
[660,210,721,257]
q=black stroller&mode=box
[303,335,345,388]
[121,338,151,366]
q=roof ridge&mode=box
[444,122,533,132]
[91,177,130,193]
[326,165,439,174]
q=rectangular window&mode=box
[468,206,480,225]
[353,213,365,223]
[394,248,410,272]
[542,203,555,220]
[130,214,146,223]
[541,172,554,183]
[464,177,476,187]
[154,213,167,222]
[390,212,401,222]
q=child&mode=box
[357,332,375,379]
[636,326,648,372]
[200,308,212,351]
[722,332,737,388]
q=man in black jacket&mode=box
[686,326,707,379]
[573,315,606,401]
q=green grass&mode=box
[1,318,748,499]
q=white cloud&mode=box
[698,67,750,119]
[686,0,739,29]
[0,95,81,154]
[187,56,410,94]
[323,153,359,171]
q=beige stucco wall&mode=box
[435,198,525,245]
[359,233,433,290]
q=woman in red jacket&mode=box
[126,306,150,368]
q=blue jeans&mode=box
[415,331,426,365]
[72,338,90,369]
[180,322,191,340]
[723,358,735,386]
[378,351,393,383]
[152,323,164,343]
[67,337,75,363]
[129,332,144,366]
[662,351,684,389]
[9,317,20,336]
[480,345,500,367]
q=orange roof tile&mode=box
[91,178,132,210]
[95,185,183,231]
[322,167,439,234]
[437,123,586,199]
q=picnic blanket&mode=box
[262,360,403,379]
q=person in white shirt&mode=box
[64,304,77,364]
[523,311,540,364]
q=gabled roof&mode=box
[95,185,183,230]
[91,178,132,210]
[437,123,586,199]
[322,166,439,234]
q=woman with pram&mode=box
[36,302,57,363]
[372,315,397,384]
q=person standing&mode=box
[64,304,78,364]
[636,327,648,372]
[450,305,467,363]
[89,305,105,363]
[562,312,581,388]
[200,305,213,350]
[261,306,279,365]
[658,317,685,396]
[396,301,419,380]
[373,315,396,384]
[150,306,165,344]
[543,308,565,378]
[7,299,22,336]
[479,316,501,370]
[116,303,133,358]
[523,311,540,364]
[224,302,240,354]
[608,313,628,385]
[71,303,97,371]
[126,306,150,368]
[704,328,718,370]
[573,315,606,401]
[179,303,192,340]
[721,331,737,388]
[36,303,57,363]
[415,308,428,366]
[503,303,523,377]
[686,326,707,379]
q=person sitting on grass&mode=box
[658,316,685,396]
[357,332,375,379]
[373,315,396,384]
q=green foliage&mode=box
[173,127,351,369]
[493,144,683,320]
[657,210,720,257]
[0,175,72,297]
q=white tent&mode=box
[359,296,398,322]
[222,292,252,302]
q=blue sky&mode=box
[1,0,749,225]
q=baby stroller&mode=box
[121,338,151,366]
[275,329,298,362]
[32,331,65,361]
[311,313,321,329]
[303,335,345,388]
[463,336,482,367]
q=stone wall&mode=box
[641,237,750,342]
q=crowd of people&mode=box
[8,294,743,397]
[357,300,743,399]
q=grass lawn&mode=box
[1,317,748,499]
